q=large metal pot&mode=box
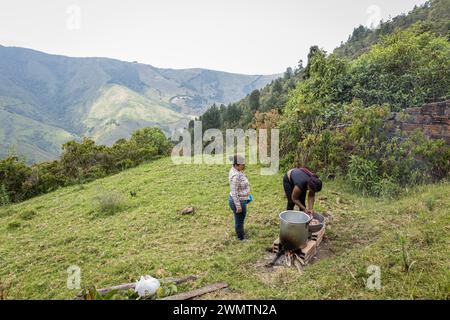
[279,211,311,250]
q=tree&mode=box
[130,127,172,156]
[284,67,293,80]
[248,90,261,112]
[0,156,32,202]
[303,46,326,79]
[272,79,283,95]
[200,104,222,130]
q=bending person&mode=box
[283,167,322,216]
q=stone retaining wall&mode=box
[389,100,450,144]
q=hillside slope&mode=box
[0,157,448,299]
[334,0,450,59]
[0,45,279,163]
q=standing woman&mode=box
[228,155,251,241]
[283,167,322,216]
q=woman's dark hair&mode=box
[308,176,323,192]
[229,154,245,166]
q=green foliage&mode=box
[199,104,222,131]
[60,138,111,180]
[197,63,303,131]
[397,234,417,273]
[156,282,178,299]
[351,27,450,110]
[248,90,261,112]
[335,0,450,59]
[0,156,32,203]
[0,184,10,207]
[279,24,450,195]
[130,127,172,157]
[347,156,380,196]
[424,197,436,211]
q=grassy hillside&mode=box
[0,157,448,299]
[0,108,76,163]
[84,85,186,145]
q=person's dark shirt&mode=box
[290,168,309,192]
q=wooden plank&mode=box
[160,282,228,300]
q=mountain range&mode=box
[0,45,279,163]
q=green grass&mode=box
[0,157,449,299]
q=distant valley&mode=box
[0,45,279,163]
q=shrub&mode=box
[351,28,450,110]
[0,156,31,202]
[0,184,10,207]
[95,189,127,216]
[347,155,381,196]
[7,221,21,231]
[19,210,37,221]
[130,127,172,157]
[374,176,402,199]
[424,197,436,211]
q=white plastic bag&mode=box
[134,275,161,297]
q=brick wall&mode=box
[388,100,450,144]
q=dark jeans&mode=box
[228,195,247,240]
[283,173,306,210]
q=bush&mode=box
[424,197,436,211]
[0,184,10,207]
[0,156,31,202]
[347,155,381,196]
[94,189,127,216]
[374,176,402,199]
[19,210,37,221]
[7,221,21,231]
[351,27,450,110]
[130,127,172,157]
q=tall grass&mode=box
[94,188,128,217]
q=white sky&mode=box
[0,0,427,75]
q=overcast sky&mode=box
[0,0,427,75]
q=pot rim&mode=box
[279,210,312,225]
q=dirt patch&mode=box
[308,239,335,264]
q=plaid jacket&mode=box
[229,166,250,211]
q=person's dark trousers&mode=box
[283,173,306,211]
[228,195,247,240]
